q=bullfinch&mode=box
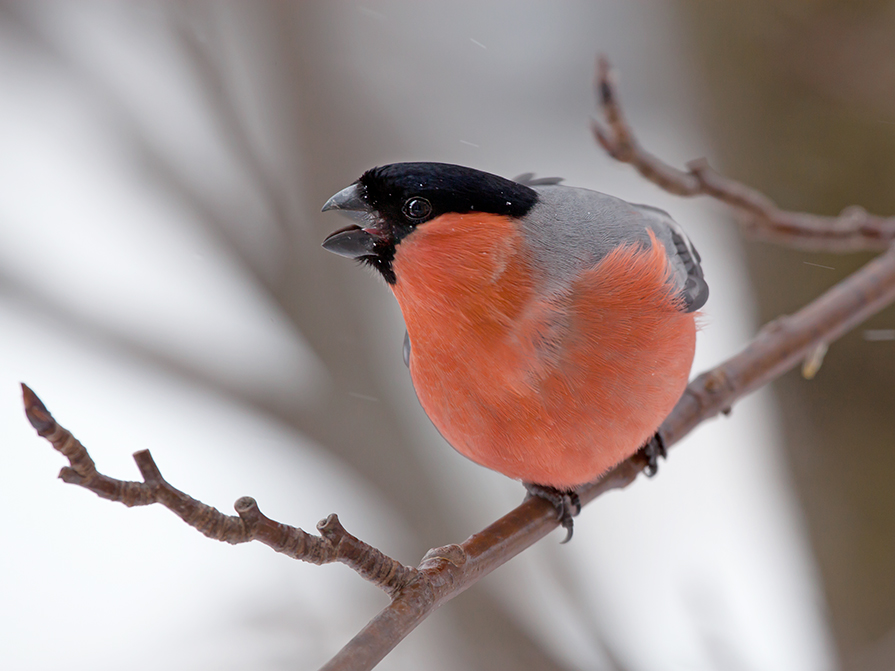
[322,163,707,538]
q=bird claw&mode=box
[638,431,667,477]
[523,483,581,543]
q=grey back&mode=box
[521,185,708,312]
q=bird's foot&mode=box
[523,483,581,543]
[637,431,667,477]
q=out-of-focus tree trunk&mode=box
[681,3,895,667]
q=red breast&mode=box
[391,212,696,488]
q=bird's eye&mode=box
[402,197,432,221]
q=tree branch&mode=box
[592,55,895,251]
[22,383,417,596]
[22,57,895,670]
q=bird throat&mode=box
[390,212,549,420]
[391,213,534,347]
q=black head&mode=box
[321,162,538,283]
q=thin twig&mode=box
[21,383,416,597]
[592,56,895,251]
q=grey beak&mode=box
[321,183,369,213]
[322,225,377,258]
[322,183,378,258]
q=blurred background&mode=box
[1,2,892,670]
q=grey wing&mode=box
[633,203,709,312]
[523,185,708,313]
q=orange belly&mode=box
[391,213,695,488]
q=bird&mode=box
[321,162,707,539]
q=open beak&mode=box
[321,183,377,258]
